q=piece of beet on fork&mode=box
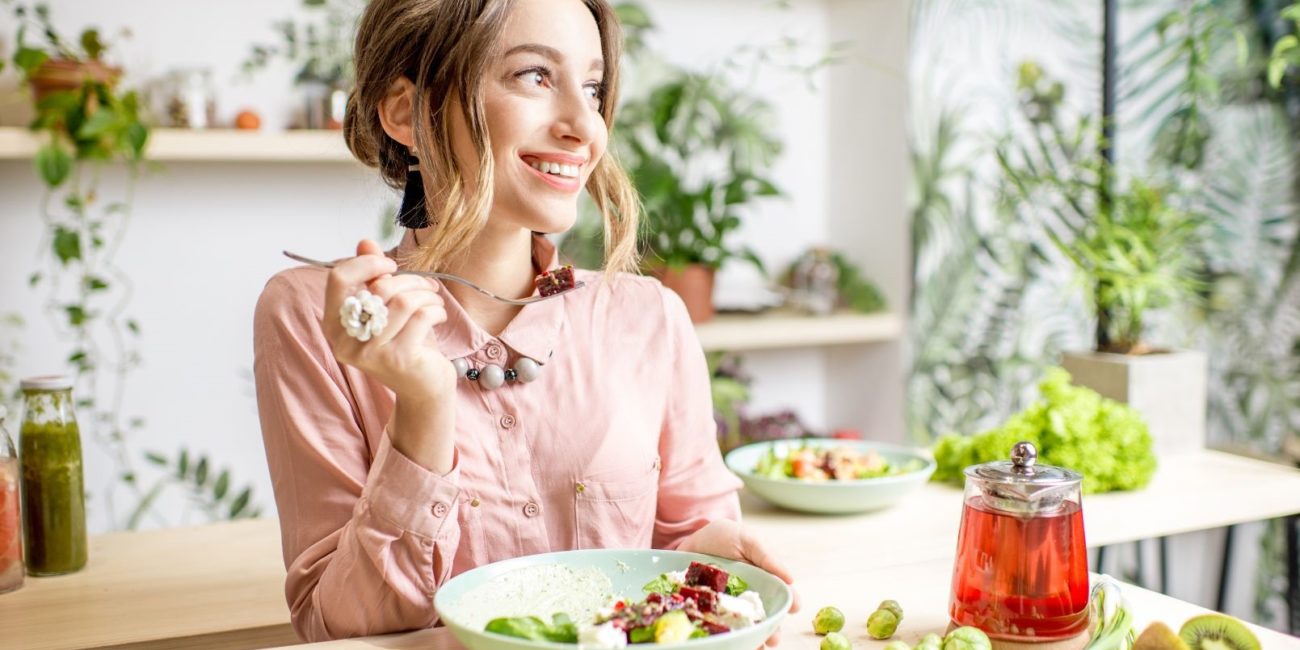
[684,561,729,593]
[535,265,576,297]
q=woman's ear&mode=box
[377,76,417,148]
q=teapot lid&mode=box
[964,441,1081,512]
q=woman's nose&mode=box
[550,83,602,145]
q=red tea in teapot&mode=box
[949,494,1089,640]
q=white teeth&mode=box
[529,159,579,179]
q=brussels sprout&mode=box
[882,642,912,650]
[942,626,992,650]
[878,600,904,620]
[867,609,900,639]
[915,632,943,650]
[813,606,846,635]
[820,631,852,650]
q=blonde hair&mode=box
[343,0,640,277]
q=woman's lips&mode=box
[521,156,581,192]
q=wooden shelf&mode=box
[0,126,357,163]
[694,311,902,352]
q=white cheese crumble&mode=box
[579,620,629,648]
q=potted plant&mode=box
[4,3,265,529]
[618,69,782,323]
[242,0,356,129]
[1052,179,1208,457]
[5,3,124,104]
[998,62,1210,458]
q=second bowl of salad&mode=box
[724,438,936,514]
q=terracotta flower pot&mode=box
[655,264,716,323]
[28,58,122,104]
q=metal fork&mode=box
[282,251,584,306]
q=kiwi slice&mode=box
[1178,614,1261,650]
[1134,622,1189,650]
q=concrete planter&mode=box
[1061,349,1207,457]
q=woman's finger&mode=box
[362,291,441,347]
[323,258,397,339]
[764,629,781,647]
[740,528,795,585]
[386,303,447,351]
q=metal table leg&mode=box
[1217,525,1235,613]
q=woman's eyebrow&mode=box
[503,43,604,72]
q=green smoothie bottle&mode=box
[19,376,87,575]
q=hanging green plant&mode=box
[4,1,264,530]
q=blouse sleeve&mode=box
[651,285,743,550]
[253,269,462,641]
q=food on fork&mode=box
[535,265,577,297]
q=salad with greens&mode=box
[485,561,766,647]
[753,443,924,481]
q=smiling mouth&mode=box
[521,155,582,179]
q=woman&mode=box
[254,0,797,642]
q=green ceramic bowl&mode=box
[725,438,936,514]
[434,549,792,650]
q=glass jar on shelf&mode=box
[0,404,23,593]
[159,68,217,129]
[788,247,840,316]
[19,376,88,576]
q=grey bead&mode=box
[480,363,506,389]
[452,358,470,378]
[514,357,541,383]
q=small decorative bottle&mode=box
[19,376,88,575]
[0,404,23,593]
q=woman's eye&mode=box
[517,67,550,87]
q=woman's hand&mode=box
[677,520,801,647]
[322,240,459,473]
[322,239,456,400]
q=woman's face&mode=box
[454,0,608,236]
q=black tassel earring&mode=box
[397,154,430,229]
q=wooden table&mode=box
[740,449,1300,580]
[261,559,1300,649]
[3,450,1299,649]
[0,519,295,650]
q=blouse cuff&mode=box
[361,431,461,539]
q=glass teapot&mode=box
[948,441,1090,643]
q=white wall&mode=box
[0,0,907,531]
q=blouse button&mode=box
[431,502,449,518]
[470,498,481,508]
[486,343,503,359]
[523,502,541,517]
[500,414,516,429]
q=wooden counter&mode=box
[0,519,295,650]
[262,559,1300,649]
[2,450,1298,649]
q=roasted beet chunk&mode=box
[701,619,731,635]
[685,561,729,593]
[646,592,664,604]
[678,586,718,613]
[535,265,576,296]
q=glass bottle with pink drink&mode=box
[0,404,24,593]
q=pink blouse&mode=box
[253,232,742,641]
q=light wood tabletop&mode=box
[2,449,1298,649]
[0,519,296,650]
[261,558,1300,649]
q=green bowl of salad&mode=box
[434,549,792,650]
[724,438,936,514]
